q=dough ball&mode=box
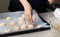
[13,26,20,31]
[10,21,16,26]
[5,29,11,33]
[22,15,25,18]
[6,17,12,21]
[28,25,34,29]
[21,25,27,30]
[33,17,36,21]
[0,23,6,27]
[19,21,25,25]
[18,17,25,21]
[37,25,43,28]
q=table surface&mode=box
[7,12,54,37]
[39,12,55,24]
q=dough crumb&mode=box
[5,29,11,33]
[6,17,12,21]
[10,21,16,26]
[28,25,34,29]
[18,17,25,21]
[13,26,20,31]
[37,25,43,28]
[33,17,36,21]
[0,23,6,27]
[19,21,25,25]
[21,25,27,30]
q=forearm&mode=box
[19,0,32,11]
[19,0,33,24]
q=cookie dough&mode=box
[37,25,43,28]
[33,17,36,21]
[6,17,12,21]
[18,17,25,21]
[0,23,6,27]
[28,25,34,29]
[22,15,25,18]
[19,21,25,25]
[21,25,27,30]
[13,26,20,31]
[5,29,11,33]
[10,21,16,26]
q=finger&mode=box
[24,13,33,24]
[28,16,33,24]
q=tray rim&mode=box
[0,27,50,37]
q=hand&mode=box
[24,10,33,25]
[48,0,55,5]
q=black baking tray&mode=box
[0,11,50,37]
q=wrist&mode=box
[25,9,32,13]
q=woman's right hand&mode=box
[20,0,33,25]
[24,10,33,25]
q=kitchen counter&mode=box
[7,12,54,37]
[39,12,54,24]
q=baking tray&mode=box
[0,10,50,36]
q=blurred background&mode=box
[0,0,60,12]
